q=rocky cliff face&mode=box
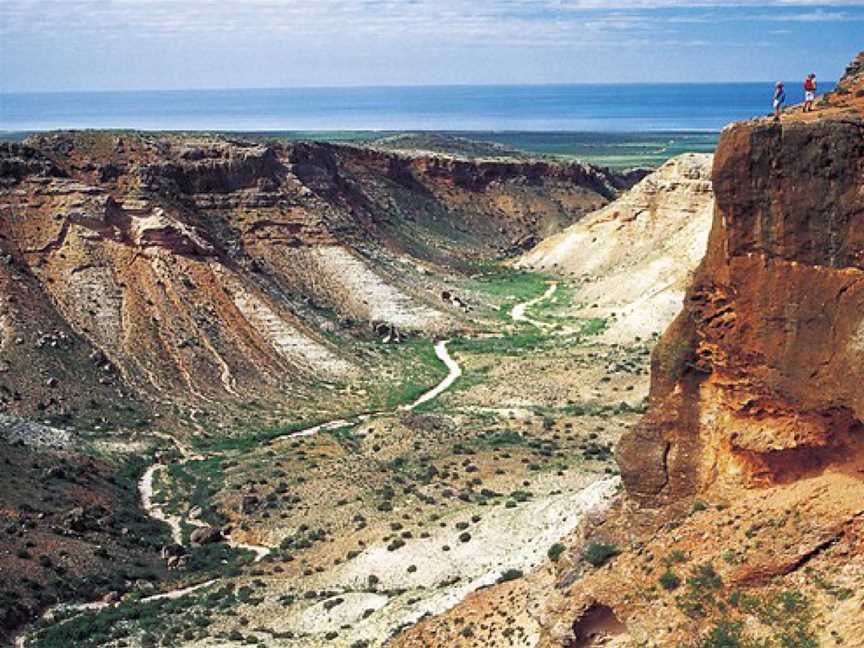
[0,133,633,423]
[535,50,864,648]
[618,57,864,506]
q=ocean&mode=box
[0,82,832,133]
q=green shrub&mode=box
[386,538,405,551]
[580,318,608,337]
[664,549,688,565]
[659,570,681,591]
[676,563,722,618]
[583,542,619,567]
[496,569,523,583]
[688,563,722,590]
[547,543,565,562]
[693,618,745,648]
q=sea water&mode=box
[0,82,833,133]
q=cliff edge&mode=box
[390,50,864,648]
[546,49,864,648]
[618,53,864,505]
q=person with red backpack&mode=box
[803,73,817,112]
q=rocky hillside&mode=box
[518,153,714,343]
[548,50,864,647]
[619,83,864,507]
[394,50,864,648]
[0,133,635,425]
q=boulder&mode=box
[190,526,222,546]
[160,543,186,559]
[241,495,259,514]
[63,506,88,533]
[42,465,65,479]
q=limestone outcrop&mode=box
[519,152,714,342]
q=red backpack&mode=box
[804,78,815,91]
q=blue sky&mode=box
[1,1,862,92]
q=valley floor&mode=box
[16,267,654,648]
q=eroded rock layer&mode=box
[519,153,714,342]
[618,64,864,505]
[389,50,864,648]
[0,133,634,423]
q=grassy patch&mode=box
[195,419,331,453]
[467,268,554,302]
[449,330,547,356]
[372,339,450,410]
[329,425,364,451]
[579,317,609,337]
[521,282,575,324]
[478,430,530,448]
[161,457,228,532]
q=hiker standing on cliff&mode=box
[773,82,786,121]
[803,73,817,112]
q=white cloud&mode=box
[3,0,863,41]
[759,8,860,18]
[1,0,860,90]
[0,0,860,71]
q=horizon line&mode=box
[0,80,838,96]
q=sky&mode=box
[1,1,863,92]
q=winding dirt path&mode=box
[139,463,184,545]
[139,437,271,562]
[511,282,558,328]
[403,340,462,411]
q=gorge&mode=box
[2,49,863,648]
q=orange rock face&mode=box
[386,53,864,648]
[528,52,864,648]
[618,52,864,505]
